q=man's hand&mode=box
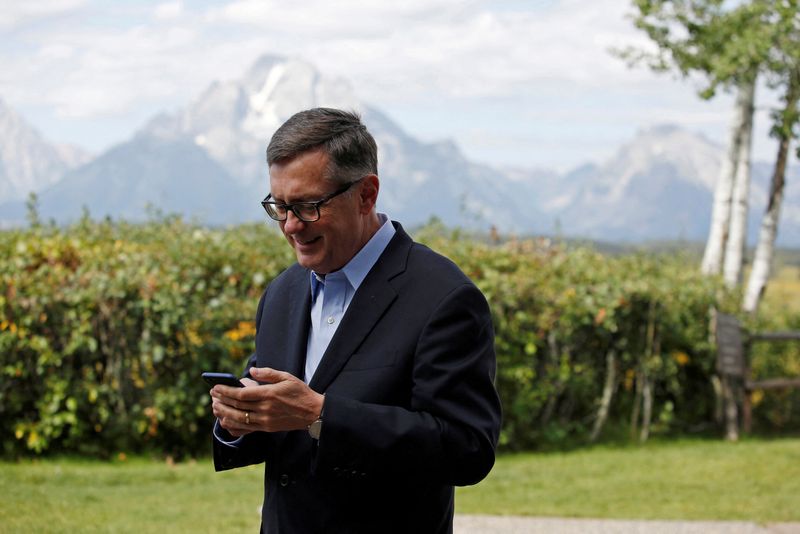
[211,367,324,437]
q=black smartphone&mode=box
[202,372,244,388]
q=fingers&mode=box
[213,397,255,433]
[209,368,296,405]
[249,366,295,383]
[212,392,257,414]
[211,368,296,403]
[210,383,263,407]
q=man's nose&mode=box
[283,210,307,234]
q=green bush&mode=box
[415,227,740,449]
[0,216,294,457]
[1,217,796,457]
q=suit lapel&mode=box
[308,224,411,392]
[278,267,311,379]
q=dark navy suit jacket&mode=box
[213,222,501,533]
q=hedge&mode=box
[1,215,796,457]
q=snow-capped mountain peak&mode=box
[142,55,361,191]
[607,125,724,198]
[0,97,90,203]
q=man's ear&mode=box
[359,174,380,213]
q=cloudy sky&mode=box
[0,0,781,172]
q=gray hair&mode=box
[267,108,378,185]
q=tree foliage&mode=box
[5,218,798,457]
[620,0,773,96]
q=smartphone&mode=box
[202,372,244,388]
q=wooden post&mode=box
[742,388,752,434]
[743,339,753,435]
[722,376,739,442]
[715,313,746,441]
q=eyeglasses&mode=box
[261,178,363,223]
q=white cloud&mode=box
[202,0,663,106]
[37,43,75,61]
[214,0,470,34]
[2,0,666,119]
[1,0,766,168]
[154,1,183,20]
[4,15,208,118]
[0,0,87,29]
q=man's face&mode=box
[269,149,368,274]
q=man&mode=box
[210,108,501,533]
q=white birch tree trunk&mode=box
[743,69,800,313]
[743,168,787,313]
[701,85,749,275]
[589,350,616,443]
[723,79,757,287]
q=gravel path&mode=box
[454,515,800,533]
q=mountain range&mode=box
[0,98,90,203]
[0,54,798,247]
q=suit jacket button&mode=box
[279,474,290,487]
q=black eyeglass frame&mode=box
[261,178,364,223]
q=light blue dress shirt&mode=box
[304,213,395,382]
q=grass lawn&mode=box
[0,456,265,533]
[458,437,800,522]
[1,438,798,532]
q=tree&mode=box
[722,78,756,287]
[701,83,751,275]
[744,72,799,311]
[744,1,800,313]
[620,1,772,278]
[623,0,800,312]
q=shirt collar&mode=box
[309,213,395,298]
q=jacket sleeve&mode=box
[310,282,501,486]
[212,289,274,472]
